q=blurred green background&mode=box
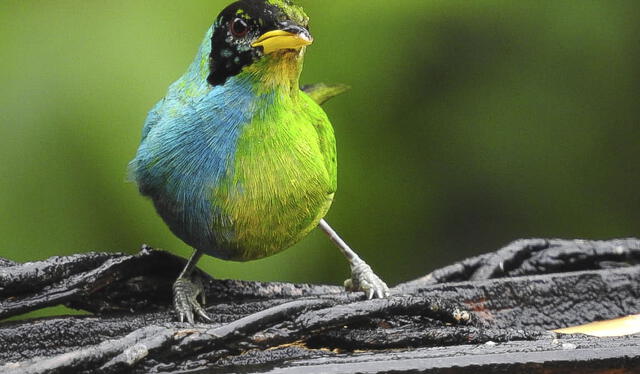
[1,0,639,293]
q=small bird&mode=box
[130,0,389,323]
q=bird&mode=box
[129,0,389,323]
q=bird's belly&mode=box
[213,187,334,262]
[209,124,334,261]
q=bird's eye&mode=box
[230,18,249,38]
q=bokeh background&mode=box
[1,0,639,316]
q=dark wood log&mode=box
[1,239,640,373]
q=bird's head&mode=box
[207,0,312,88]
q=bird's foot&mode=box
[173,276,211,324]
[344,261,390,299]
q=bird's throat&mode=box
[242,50,305,95]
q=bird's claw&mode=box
[173,277,212,324]
[344,261,390,299]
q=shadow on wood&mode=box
[1,238,640,373]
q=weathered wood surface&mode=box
[1,238,640,373]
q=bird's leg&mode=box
[319,219,390,299]
[173,249,211,323]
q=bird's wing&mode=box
[128,99,165,183]
[140,99,165,142]
[300,83,347,193]
[315,117,337,193]
[299,95,338,194]
[301,83,350,106]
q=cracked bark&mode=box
[1,238,640,373]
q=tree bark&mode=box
[1,239,640,373]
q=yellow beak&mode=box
[251,30,313,54]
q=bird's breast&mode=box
[209,105,335,261]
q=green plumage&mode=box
[211,56,338,261]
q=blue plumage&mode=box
[130,28,257,258]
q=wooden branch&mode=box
[1,239,640,373]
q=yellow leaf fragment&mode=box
[553,314,640,337]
